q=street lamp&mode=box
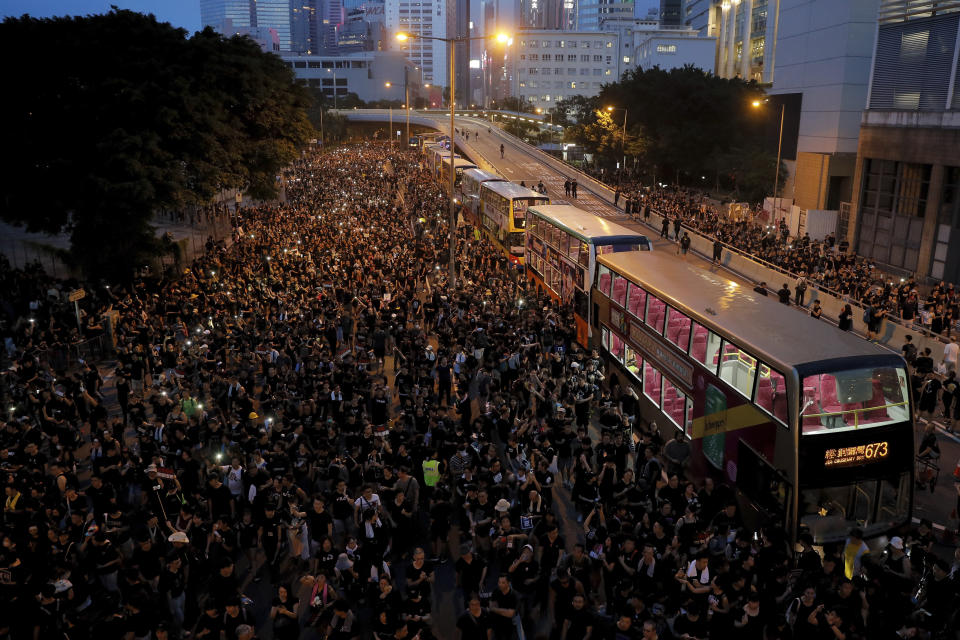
[536,107,555,146]
[606,106,628,176]
[752,97,785,220]
[327,68,338,110]
[396,29,511,288]
[385,82,395,144]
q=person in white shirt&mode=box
[353,485,381,527]
[943,338,958,373]
[220,458,245,500]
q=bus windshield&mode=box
[800,366,909,434]
[800,472,911,543]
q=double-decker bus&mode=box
[416,132,447,150]
[438,155,478,187]
[593,249,913,545]
[460,168,505,223]
[472,181,549,266]
[526,205,650,346]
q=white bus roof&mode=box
[441,157,477,169]
[462,168,504,184]
[529,205,649,245]
[597,250,900,371]
[482,181,548,200]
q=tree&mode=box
[584,65,783,199]
[0,10,312,277]
[554,95,600,126]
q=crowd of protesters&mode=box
[601,171,960,340]
[0,143,958,640]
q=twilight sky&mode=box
[1,1,662,35]
[1,1,202,32]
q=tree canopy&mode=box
[561,65,780,201]
[0,10,312,277]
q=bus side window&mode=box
[597,264,612,297]
[755,364,788,426]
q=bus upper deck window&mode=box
[626,283,647,319]
[612,272,628,307]
[755,365,788,426]
[801,366,909,434]
[597,265,612,297]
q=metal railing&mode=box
[802,400,909,429]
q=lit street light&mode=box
[395,29,511,288]
[606,106,628,175]
[753,97,785,219]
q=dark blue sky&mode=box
[2,1,661,36]
[2,1,201,32]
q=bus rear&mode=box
[507,196,548,263]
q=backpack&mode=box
[785,597,802,628]
[862,306,872,323]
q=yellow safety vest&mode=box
[422,460,440,487]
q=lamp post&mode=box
[397,30,511,289]
[326,69,338,110]
[753,98,785,219]
[606,106,628,174]
[404,66,410,145]
[385,82,394,145]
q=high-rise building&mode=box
[200,0,256,33]
[524,0,578,29]
[201,0,300,51]
[660,0,682,25]
[516,31,623,104]
[578,0,632,32]
[847,0,960,282]
[456,0,472,105]
[384,0,456,87]
[291,1,320,53]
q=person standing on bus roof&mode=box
[571,179,578,199]
[753,281,768,296]
[777,284,791,305]
[712,237,723,264]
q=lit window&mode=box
[623,56,630,63]
[657,44,678,54]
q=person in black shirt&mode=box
[256,503,282,583]
[307,495,334,552]
[457,596,493,640]
[560,593,594,640]
[488,575,518,640]
[777,284,791,305]
[455,544,488,607]
[192,603,222,640]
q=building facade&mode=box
[765,0,879,221]
[516,30,622,104]
[281,51,417,102]
[633,30,716,71]
[660,0,683,25]
[384,0,456,86]
[680,0,778,83]
[848,0,960,282]
[578,0,635,31]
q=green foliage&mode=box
[0,10,312,278]
[554,95,601,126]
[498,97,535,113]
[561,65,782,201]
